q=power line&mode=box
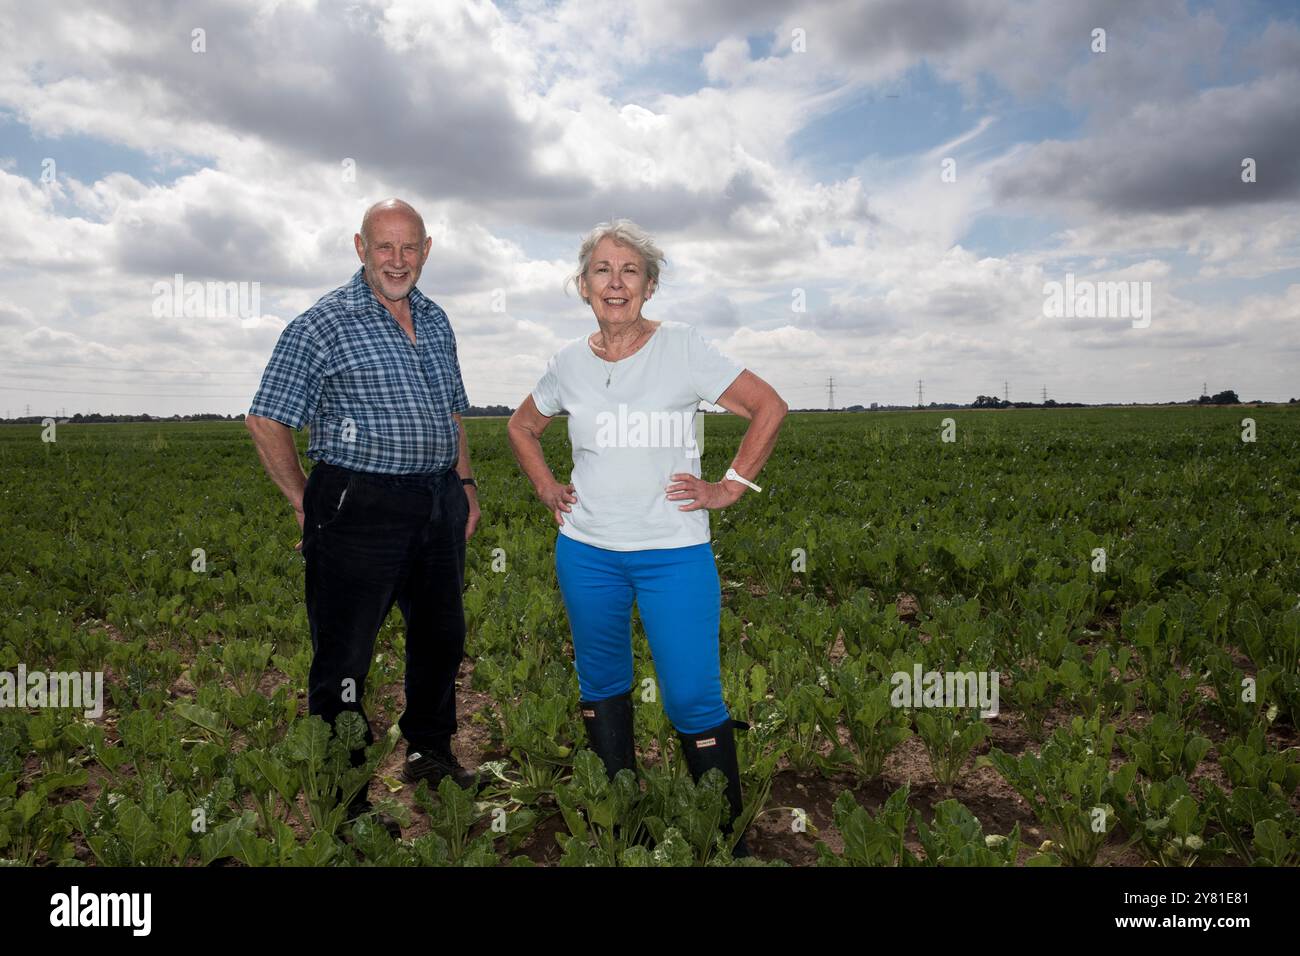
[827,376,835,410]
[0,362,544,391]
[0,384,253,398]
[0,361,261,378]
[916,379,923,408]
[779,382,869,390]
[3,373,254,391]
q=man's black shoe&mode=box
[403,743,480,790]
[344,791,402,840]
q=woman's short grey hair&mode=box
[568,219,665,304]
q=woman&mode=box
[507,219,787,856]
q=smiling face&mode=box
[354,207,432,303]
[579,236,655,328]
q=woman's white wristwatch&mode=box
[724,468,762,493]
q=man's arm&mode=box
[452,412,479,541]
[246,414,309,548]
[244,312,327,550]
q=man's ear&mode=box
[354,233,365,260]
[421,235,433,263]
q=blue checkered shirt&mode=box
[248,268,470,474]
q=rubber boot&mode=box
[677,717,751,858]
[580,690,637,779]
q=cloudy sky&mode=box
[1,0,1297,416]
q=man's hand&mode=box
[665,473,745,511]
[464,484,480,541]
[245,414,309,554]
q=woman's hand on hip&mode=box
[666,473,743,511]
[539,478,578,525]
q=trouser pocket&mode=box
[306,466,355,533]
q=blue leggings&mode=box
[554,534,729,734]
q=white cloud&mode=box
[0,0,1296,414]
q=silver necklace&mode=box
[594,321,649,387]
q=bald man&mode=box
[247,199,481,833]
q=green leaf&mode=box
[570,750,610,803]
[334,711,368,753]
[174,700,228,739]
[116,803,161,865]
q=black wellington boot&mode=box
[580,690,637,779]
[579,691,651,851]
[677,717,752,858]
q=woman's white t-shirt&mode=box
[531,320,744,552]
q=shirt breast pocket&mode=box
[419,337,459,402]
[332,359,410,410]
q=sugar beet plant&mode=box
[0,406,1297,866]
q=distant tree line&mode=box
[4,393,1295,425]
[787,388,1296,412]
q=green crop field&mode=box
[1,407,1297,867]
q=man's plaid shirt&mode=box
[248,268,470,474]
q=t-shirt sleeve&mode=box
[686,325,744,404]
[447,326,471,414]
[530,354,563,417]
[247,317,327,429]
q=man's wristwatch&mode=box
[724,468,761,493]
[461,477,477,489]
